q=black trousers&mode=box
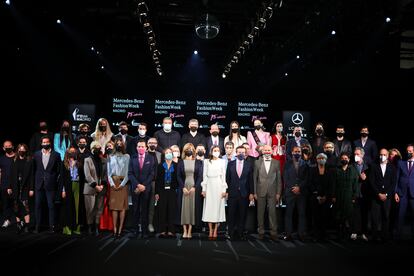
[311,196,329,239]
[351,197,371,234]
[132,189,151,234]
[1,189,13,223]
[158,189,177,234]
[371,198,391,239]
[194,184,204,230]
[35,188,55,227]
[227,195,249,236]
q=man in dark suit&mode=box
[180,119,206,149]
[226,146,254,240]
[254,145,282,241]
[153,117,181,152]
[285,126,310,160]
[333,125,352,157]
[353,126,378,165]
[32,136,61,233]
[369,149,396,241]
[395,144,414,240]
[205,123,225,156]
[283,146,309,241]
[128,139,156,238]
[114,121,135,156]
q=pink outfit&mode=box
[247,130,271,158]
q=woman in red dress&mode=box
[270,121,287,175]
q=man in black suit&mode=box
[206,123,225,156]
[226,146,254,240]
[128,140,157,238]
[115,121,135,156]
[180,119,206,149]
[33,136,61,233]
[333,125,352,157]
[353,126,378,165]
[369,149,396,241]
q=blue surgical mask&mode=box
[317,159,327,165]
[237,154,245,160]
[293,153,301,159]
[165,153,173,160]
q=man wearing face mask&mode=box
[283,146,309,241]
[333,125,352,157]
[0,141,16,228]
[128,140,157,238]
[29,120,54,154]
[247,119,271,159]
[222,141,236,169]
[154,117,181,153]
[147,137,162,233]
[33,136,61,233]
[115,121,135,156]
[353,126,378,165]
[351,147,370,241]
[286,126,310,161]
[253,145,282,241]
[75,136,91,228]
[226,146,254,240]
[310,122,328,155]
[323,142,339,169]
[206,123,225,156]
[180,119,206,150]
[75,123,93,148]
[394,144,414,240]
[369,149,396,242]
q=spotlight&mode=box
[222,73,226,79]
[258,18,266,30]
[265,6,273,19]
[101,65,104,70]
[193,50,198,55]
[385,17,391,23]
[56,19,62,24]
[285,72,288,76]
[296,55,300,59]
[331,30,336,35]
[5,0,10,5]
[91,46,95,51]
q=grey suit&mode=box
[253,157,282,236]
[83,156,108,225]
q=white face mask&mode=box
[138,129,146,136]
[380,155,387,163]
[354,155,362,163]
[277,126,283,132]
[173,151,180,158]
[212,151,220,158]
[163,124,172,131]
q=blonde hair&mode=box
[92,118,113,141]
[182,143,196,160]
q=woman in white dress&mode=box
[201,145,227,240]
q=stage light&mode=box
[222,73,226,79]
[96,51,100,55]
[91,47,95,51]
[101,65,104,70]
[5,0,10,5]
[296,55,300,59]
[386,17,391,23]
[195,13,220,40]
[57,19,62,24]
[193,50,198,55]
[285,72,288,76]
[331,30,336,35]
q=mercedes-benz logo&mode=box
[291,113,303,125]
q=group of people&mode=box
[0,116,413,243]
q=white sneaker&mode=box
[1,220,10,228]
[148,224,154,233]
[350,233,357,240]
[361,234,369,241]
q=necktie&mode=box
[139,155,144,170]
[409,161,413,172]
[237,161,242,178]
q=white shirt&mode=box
[264,159,271,174]
[361,137,368,147]
[380,163,387,177]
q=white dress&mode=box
[201,158,227,223]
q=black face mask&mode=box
[254,125,262,130]
[61,126,70,132]
[78,143,86,149]
[106,148,113,155]
[325,150,333,156]
[99,125,107,132]
[115,145,122,152]
[41,144,51,150]
[148,145,156,151]
[316,129,323,135]
[4,148,13,154]
[302,149,309,155]
[68,153,77,159]
[18,151,26,157]
[190,127,198,132]
[93,149,101,156]
[360,133,368,138]
[231,128,238,133]
[80,131,89,135]
[408,152,413,159]
[40,125,47,131]
[340,159,349,166]
[197,151,204,157]
[120,129,127,135]
[336,133,344,138]
[185,150,193,157]
[294,132,301,138]
[211,131,219,137]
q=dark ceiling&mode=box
[0,0,412,96]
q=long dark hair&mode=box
[208,145,221,162]
[14,143,32,161]
[59,120,74,147]
[228,121,241,139]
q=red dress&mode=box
[99,180,114,231]
[270,134,287,177]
